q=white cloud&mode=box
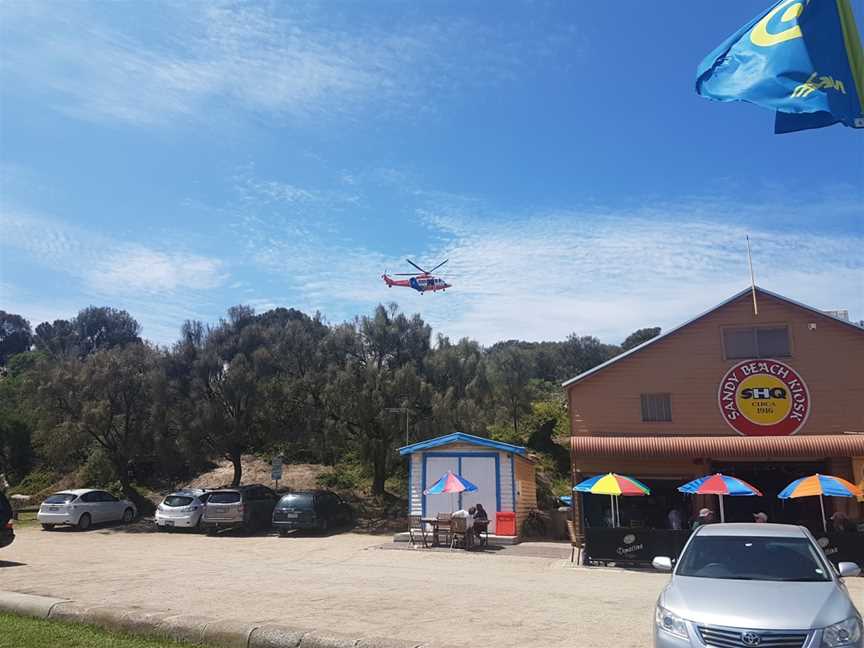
[0,3,580,126]
[2,211,227,296]
[408,206,864,344]
[0,209,228,343]
[233,173,864,345]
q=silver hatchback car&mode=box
[653,523,862,648]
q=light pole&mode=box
[387,407,411,445]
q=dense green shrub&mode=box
[78,449,118,487]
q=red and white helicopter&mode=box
[382,259,451,293]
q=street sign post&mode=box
[271,456,283,490]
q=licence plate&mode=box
[49,507,59,512]
[164,520,174,527]
[285,512,298,519]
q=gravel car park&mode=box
[37,489,137,531]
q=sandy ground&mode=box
[1,526,862,648]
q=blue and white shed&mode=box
[398,433,537,535]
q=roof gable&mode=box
[563,286,863,388]
[398,432,526,456]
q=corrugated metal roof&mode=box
[398,432,527,456]
[570,434,864,459]
[562,286,864,388]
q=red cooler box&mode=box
[496,511,516,536]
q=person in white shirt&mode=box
[451,508,474,547]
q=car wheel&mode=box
[41,524,55,531]
[77,513,91,531]
[122,508,134,524]
[279,529,287,538]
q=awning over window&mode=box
[570,434,864,459]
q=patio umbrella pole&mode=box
[819,494,827,533]
[719,494,725,523]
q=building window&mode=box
[723,326,790,359]
[641,393,672,422]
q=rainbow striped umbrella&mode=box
[778,474,863,532]
[574,473,651,527]
[678,473,762,523]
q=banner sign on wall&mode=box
[718,359,810,436]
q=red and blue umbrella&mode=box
[778,474,863,532]
[678,473,762,523]
[423,471,478,495]
[424,471,478,514]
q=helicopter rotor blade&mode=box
[428,259,449,273]
[406,259,428,274]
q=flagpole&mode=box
[746,235,758,316]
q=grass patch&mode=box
[0,613,209,648]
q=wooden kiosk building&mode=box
[565,287,864,562]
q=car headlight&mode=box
[822,617,863,647]
[655,606,688,640]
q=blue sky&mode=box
[1,1,862,346]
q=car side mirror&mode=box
[652,556,673,572]
[837,562,861,578]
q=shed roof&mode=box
[562,286,864,388]
[398,432,527,456]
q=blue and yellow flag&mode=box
[696,0,864,133]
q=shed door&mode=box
[460,456,498,534]
[423,456,459,519]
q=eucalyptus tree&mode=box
[323,304,433,495]
[32,343,159,494]
[183,306,273,487]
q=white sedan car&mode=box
[155,489,209,530]
[37,489,137,531]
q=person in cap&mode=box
[753,512,768,523]
[691,507,715,530]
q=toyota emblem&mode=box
[741,632,762,646]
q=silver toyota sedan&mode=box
[653,523,862,648]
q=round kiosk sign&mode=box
[718,359,810,436]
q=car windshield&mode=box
[279,493,314,509]
[44,493,77,504]
[208,492,241,504]
[676,535,831,582]
[163,496,194,507]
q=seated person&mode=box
[452,508,474,547]
[469,505,490,542]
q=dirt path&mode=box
[2,527,861,647]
